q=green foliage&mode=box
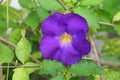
[104,68,120,80]
[15,36,31,64]
[102,38,120,56]
[114,22,120,36]
[88,75,95,80]
[25,12,40,30]
[30,33,41,41]
[24,62,39,74]
[39,60,66,75]
[73,7,100,29]
[38,0,62,11]
[8,7,23,20]
[36,7,50,21]
[0,19,7,35]
[69,60,104,76]
[113,11,120,22]
[9,28,21,44]
[96,9,111,23]
[102,0,120,16]
[12,62,38,80]
[80,0,103,6]
[1,0,120,80]
[31,51,42,59]
[0,42,14,63]
[51,75,67,80]
[19,0,37,9]
[100,55,120,63]
[12,68,29,80]
[0,5,23,20]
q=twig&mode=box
[0,37,16,48]
[88,34,101,65]
[6,63,9,80]
[0,65,40,68]
[86,58,120,68]
[29,55,40,64]
[100,60,120,68]
[99,22,114,27]
[57,0,70,12]
[88,33,104,80]
[0,36,40,64]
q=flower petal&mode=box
[42,12,65,36]
[63,13,88,34]
[60,43,82,66]
[40,35,60,59]
[72,31,91,56]
[52,49,61,61]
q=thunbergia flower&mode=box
[39,12,91,66]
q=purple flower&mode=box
[39,12,91,66]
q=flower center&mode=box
[60,32,72,43]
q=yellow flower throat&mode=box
[60,32,72,43]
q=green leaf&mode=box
[96,9,111,23]
[0,5,23,20]
[71,0,78,4]
[102,0,120,15]
[114,22,120,36]
[18,0,37,9]
[9,28,21,44]
[102,38,120,56]
[0,42,14,63]
[0,5,6,19]
[69,60,104,76]
[25,12,40,30]
[8,7,23,20]
[80,0,103,6]
[36,7,50,21]
[24,62,39,74]
[51,75,66,80]
[0,19,7,35]
[31,51,42,59]
[39,60,66,75]
[104,68,120,80]
[73,7,100,29]
[113,11,120,22]
[0,6,23,20]
[38,0,62,11]
[98,25,115,32]
[88,75,95,80]
[15,37,31,64]
[12,68,29,80]
[96,9,113,32]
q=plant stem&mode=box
[6,63,9,80]
[99,22,114,27]
[57,0,70,12]
[0,65,40,68]
[86,58,120,68]
[0,37,16,48]
[29,55,40,64]
[88,33,104,80]
[6,0,9,28]
[88,34,101,65]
